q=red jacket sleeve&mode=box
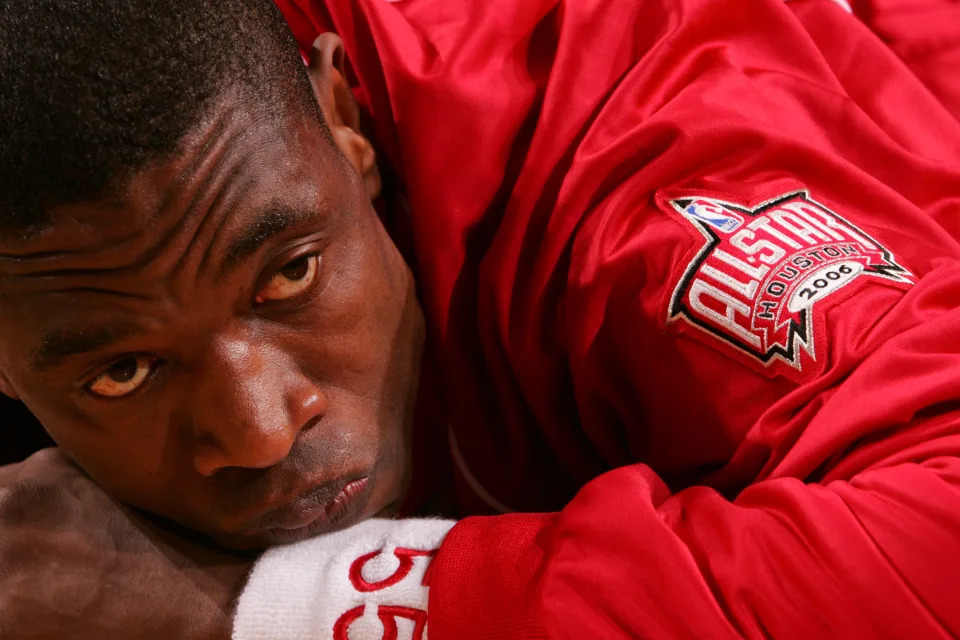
[430,269,960,638]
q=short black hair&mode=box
[0,0,319,236]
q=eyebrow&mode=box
[26,204,331,372]
[30,323,141,373]
[221,202,331,275]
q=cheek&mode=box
[18,386,176,509]
[298,234,414,394]
[288,233,421,440]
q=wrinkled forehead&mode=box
[0,103,348,361]
[5,105,350,266]
[1,102,339,259]
[0,170,174,259]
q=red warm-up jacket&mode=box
[274,0,960,636]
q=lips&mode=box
[275,476,369,529]
[248,474,374,544]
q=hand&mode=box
[0,448,254,640]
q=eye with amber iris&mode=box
[256,253,320,304]
[87,355,157,398]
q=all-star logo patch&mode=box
[666,190,914,374]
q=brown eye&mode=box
[88,355,156,398]
[256,254,320,303]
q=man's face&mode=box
[0,100,423,549]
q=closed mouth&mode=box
[246,473,374,544]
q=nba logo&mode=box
[684,199,743,233]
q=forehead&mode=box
[0,102,342,259]
[0,103,350,366]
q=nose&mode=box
[190,332,327,476]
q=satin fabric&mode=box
[276,0,960,637]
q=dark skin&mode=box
[0,34,421,638]
[0,448,250,639]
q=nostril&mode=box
[299,413,325,435]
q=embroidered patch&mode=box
[666,190,913,373]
